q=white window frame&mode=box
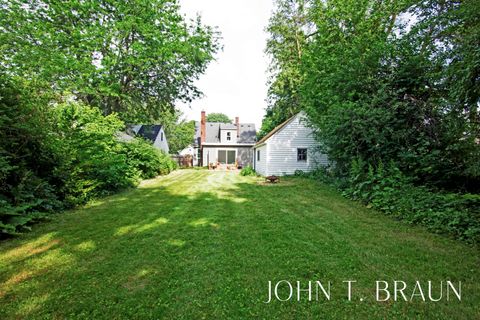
[217,149,236,165]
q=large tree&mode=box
[0,0,220,122]
[301,0,479,189]
[262,0,479,190]
[206,113,232,123]
[259,0,309,139]
[159,110,196,154]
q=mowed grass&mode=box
[0,170,479,319]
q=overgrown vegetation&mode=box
[0,0,220,123]
[0,78,177,236]
[121,138,177,179]
[263,0,479,242]
[0,0,217,236]
[240,165,256,176]
[311,163,480,242]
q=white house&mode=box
[253,112,328,176]
[123,125,169,154]
[178,144,198,166]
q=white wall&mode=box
[153,127,169,154]
[254,144,268,176]
[220,129,238,144]
[179,145,198,166]
[262,113,328,176]
[179,145,194,156]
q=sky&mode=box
[177,0,274,129]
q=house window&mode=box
[297,148,307,161]
[218,150,236,164]
[161,132,164,141]
[226,132,231,141]
[257,150,260,161]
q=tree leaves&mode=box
[0,0,220,122]
[263,0,479,191]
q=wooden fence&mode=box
[171,155,193,168]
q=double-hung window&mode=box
[297,148,307,162]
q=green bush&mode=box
[0,81,177,236]
[51,102,139,207]
[294,170,305,177]
[121,138,177,179]
[0,76,62,235]
[240,165,256,176]
[342,160,480,243]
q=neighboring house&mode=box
[177,121,202,166]
[178,144,198,166]
[196,111,257,167]
[253,111,328,176]
[122,124,169,154]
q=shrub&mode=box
[0,87,179,236]
[51,102,139,206]
[294,170,305,177]
[0,77,62,235]
[341,159,480,243]
[240,165,256,176]
[120,137,178,178]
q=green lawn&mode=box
[0,170,479,319]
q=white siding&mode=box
[179,145,194,156]
[153,127,169,154]
[254,145,268,176]
[220,130,238,144]
[179,145,199,166]
[262,112,328,176]
[202,147,216,166]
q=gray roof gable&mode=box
[125,124,164,144]
[220,123,237,130]
[198,122,256,144]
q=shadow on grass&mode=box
[0,172,479,319]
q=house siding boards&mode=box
[152,127,169,154]
[254,144,268,176]
[254,112,328,176]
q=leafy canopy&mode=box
[0,0,221,122]
[263,0,479,191]
[206,113,232,123]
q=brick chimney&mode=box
[200,110,206,144]
[235,116,239,137]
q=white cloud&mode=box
[177,0,274,128]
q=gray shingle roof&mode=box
[220,123,237,130]
[125,124,163,144]
[194,122,256,144]
[137,125,162,143]
[237,123,257,143]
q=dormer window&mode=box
[227,132,231,141]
